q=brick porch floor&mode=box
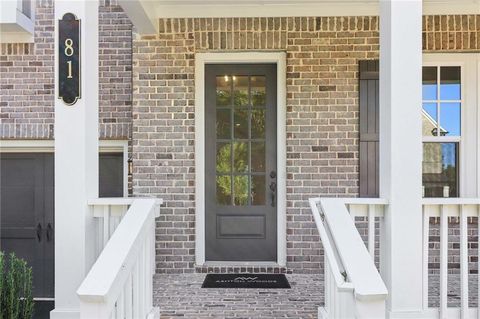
[153,273,478,318]
[153,274,323,318]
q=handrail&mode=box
[87,198,135,206]
[318,198,387,301]
[77,198,161,317]
[310,197,388,319]
[309,198,353,291]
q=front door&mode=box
[205,64,277,261]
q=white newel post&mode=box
[379,0,423,318]
[51,0,99,318]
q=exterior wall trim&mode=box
[194,51,287,267]
[0,139,129,197]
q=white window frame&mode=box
[423,54,479,197]
[194,52,287,267]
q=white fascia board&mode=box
[121,0,479,21]
[117,0,157,35]
[423,2,480,15]
[153,3,380,18]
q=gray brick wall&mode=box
[0,0,132,139]
[132,15,480,274]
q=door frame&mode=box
[194,52,287,266]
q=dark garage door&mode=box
[0,152,124,318]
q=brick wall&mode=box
[132,15,480,274]
[132,17,379,274]
[0,0,133,139]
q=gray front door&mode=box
[205,64,277,261]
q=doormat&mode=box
[201,273,291,289]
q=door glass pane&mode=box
[233,142,248,172]
[422,67,437,100]
[440,67,461,100]
[216,175,232,205]
[251,142,265,172]
[251,109,265,139]
[422,103,438,136]
[439,103,460,136]
[251,175,266,205]
[233,175,248,205]
[233,76,249,106]
[216,142,231,173]
[216,76,232,106]
[234,109,249,139]
[251,76,266,106]
[216,109,231,139]
[422,143,458,198]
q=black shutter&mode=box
[359,60,379,198]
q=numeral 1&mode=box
[67,61,72,79]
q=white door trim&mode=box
[194,51,287,267]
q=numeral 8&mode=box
[64,38,74,57]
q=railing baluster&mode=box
[125,273,133,319]
[440,204,448,319]
[422,205,429,311]
[368,204,375,260]
[132,261,140,318]
[103,205,110,248]
[460,204,469,319]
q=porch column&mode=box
[379,0,423,317]
[51,0,99,318]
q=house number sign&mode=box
[58,13,80,105]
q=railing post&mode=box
[51,0,99,317]
[379,0,423,317]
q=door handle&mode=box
[46,223,53,242]
[36,223,42,242]
[269,181,277,207]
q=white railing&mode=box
[89,198,134,259]
[309,198,388,319]
[422,198,480,319]
[77,198,162,319]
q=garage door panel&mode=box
[1,187,36,226]
[1,158,37,187]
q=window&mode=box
[422,66,461,197]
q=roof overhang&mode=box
[118,0,480,35]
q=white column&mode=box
[51,1,99,318]
[379,0,423,318]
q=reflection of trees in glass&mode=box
[216,90,231,106]
[233,176,248,205]
[252,90,265,106]
[251,109,265,138]
[422,142,458,197]
[234,91,248,106]
[216,143,231,173]
[216,175,231,205]
[216,143,249,205]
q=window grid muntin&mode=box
[215,75,267,206]
[422,64,463,198]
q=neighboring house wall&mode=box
[132,15,480,274]
[0,0,133,139]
